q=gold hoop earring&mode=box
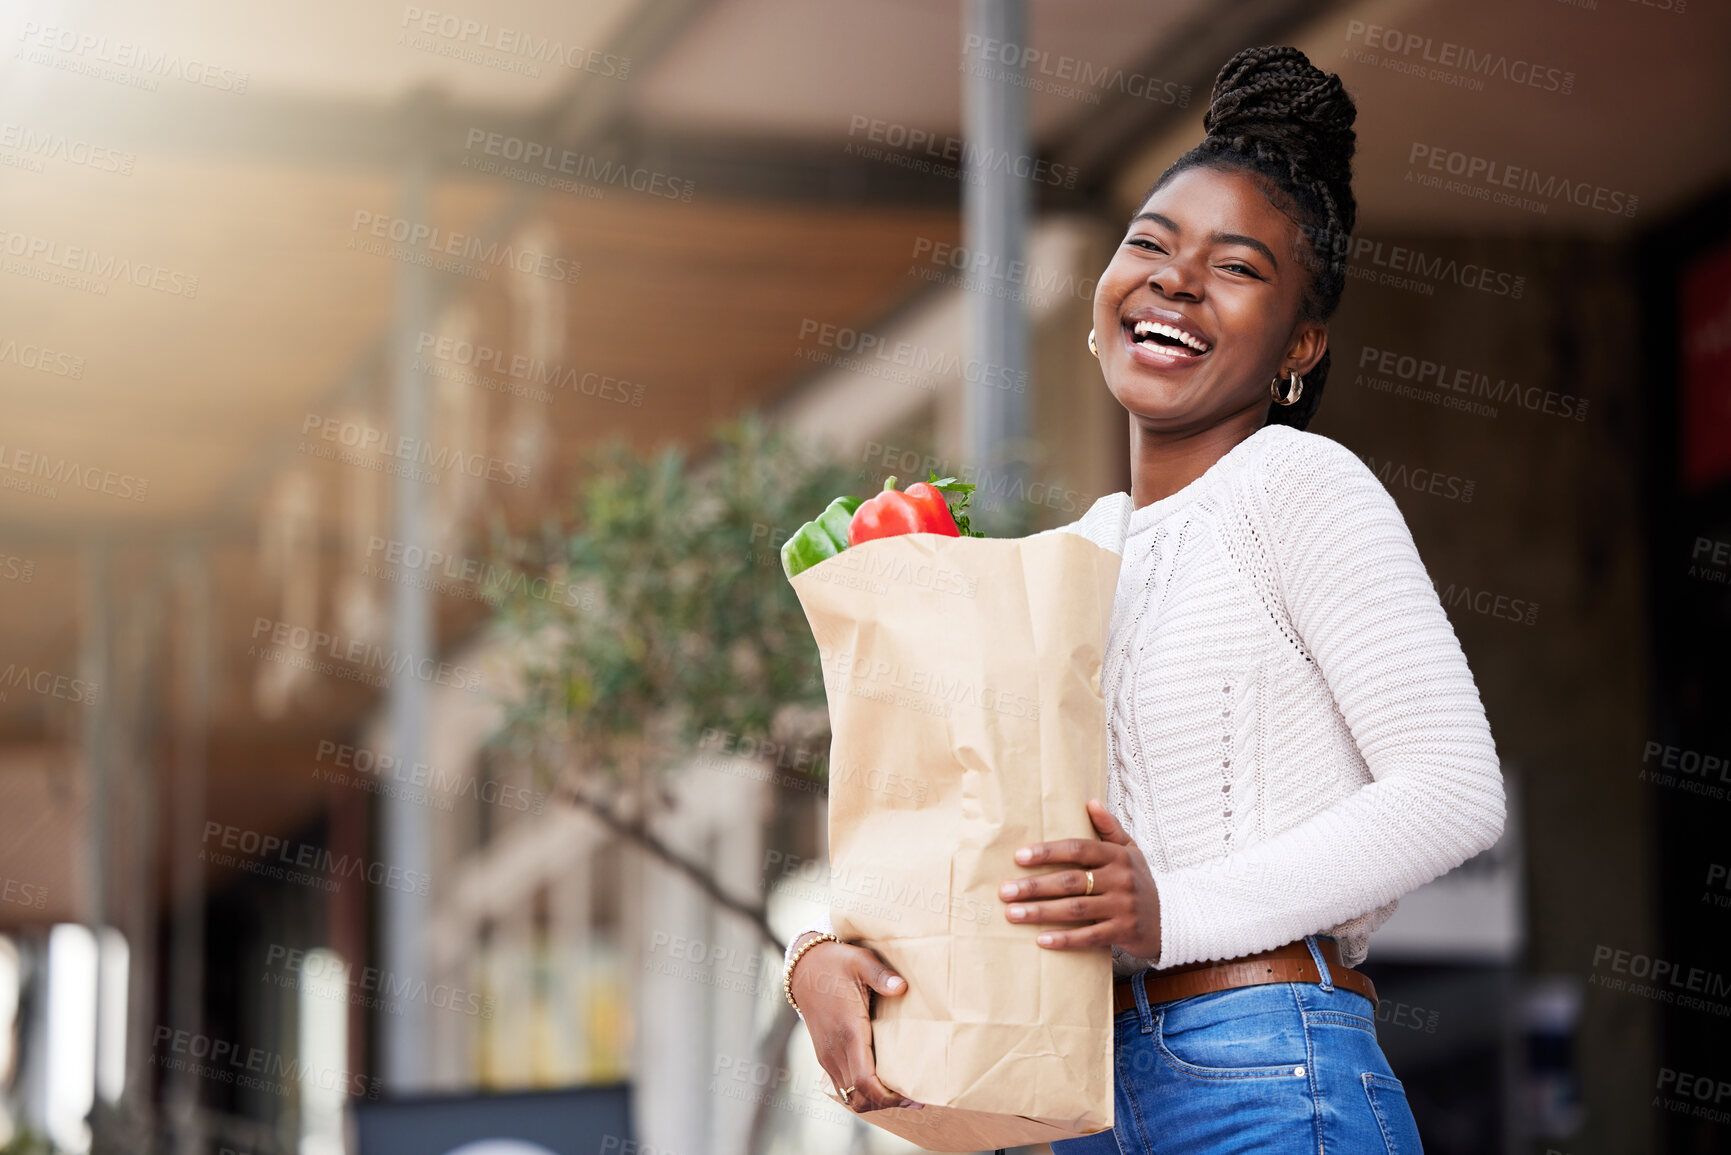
[1271,370,1303,406]
[1087,328,1098,359]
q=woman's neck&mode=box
[1129,406,1270,510]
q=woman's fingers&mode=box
[1003,893,1114,926]
[860,956,907,998]
[992,804,1163,958]
[1087,798,1132,845]
[1000,863,1119,902]
[840,953,921,1110]
[1013,835,1116,869]
[840,1043,914,1112]
[800,945,922,1113]
[795,944,873,1108]
[1029,920,1121,950]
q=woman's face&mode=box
[1092,164,1327,433]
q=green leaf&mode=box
[927,470,986,538]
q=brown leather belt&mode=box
[1113,937,1377,1015]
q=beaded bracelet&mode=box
[783,932,842,1013]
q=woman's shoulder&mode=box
[1039,491,1134,554]
[1238,424,1378,485]
[1112,426,1397,544]
[1230,426,1395,514]
[1223,426,1412,563]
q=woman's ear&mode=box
[1287,321,1329,378]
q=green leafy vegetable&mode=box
[925,473,986,538]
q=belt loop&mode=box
[1303,934,1334,993]
[1131,967,1156,1033]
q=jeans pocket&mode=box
[1362,1072,1424,1154]
[1151,987,1311,1080]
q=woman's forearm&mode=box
[1149,756,1503,966]
[782,909,835,1021]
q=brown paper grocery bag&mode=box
[788,498,1128,1152]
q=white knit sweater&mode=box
[784,424,1505,993]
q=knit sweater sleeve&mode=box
[1148,433,1506,968]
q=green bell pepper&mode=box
[780,495,863,580]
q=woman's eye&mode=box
[1128,237,1163,252]
[1221,262,1259,277]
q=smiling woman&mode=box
[1092,43,1357,492]
[1039,46,1503,1154]
[783,44,1504,1155]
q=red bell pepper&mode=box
[848,476,961,546]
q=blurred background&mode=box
[0,0,1728,1153]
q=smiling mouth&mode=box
[1126,320,1212,357]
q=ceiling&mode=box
[4,0,643,109]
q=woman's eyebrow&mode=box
[1130,211,1280,271]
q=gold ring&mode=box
[840,1085,857,1104]
[1083,870,1095,897]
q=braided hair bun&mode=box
[1145,46,1359,431]
[1203,46,1358,231]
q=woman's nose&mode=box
[1148,255,1203,300]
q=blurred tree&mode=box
[483,414,855,949]
[0,1128,50,1155]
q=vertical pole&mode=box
[380,134,435,1092]
[168,543,210,1155]
[962,0,1031,530]
[78,540,110,1149]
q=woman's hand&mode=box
[787,933,924,1112]
[998,798,1162,959]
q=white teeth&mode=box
[1132,320,1210,353]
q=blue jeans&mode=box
[1052,937,1423,1155]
